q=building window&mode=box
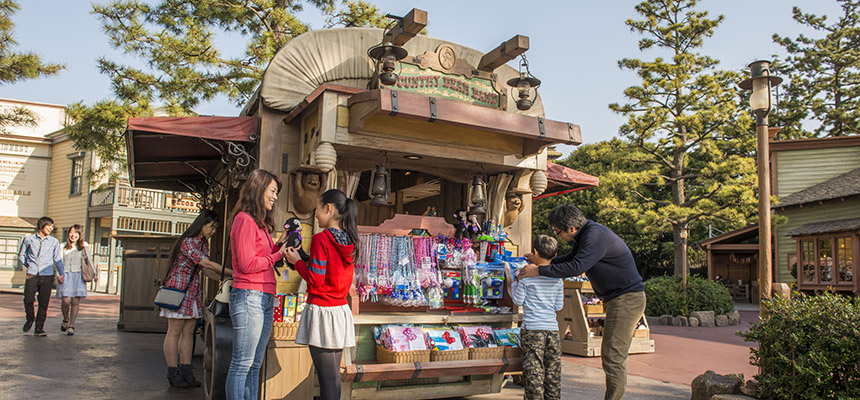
[70,157,84,195]
[0,237,20,269]
[798,236,854,285]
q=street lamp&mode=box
[738,60,782,305]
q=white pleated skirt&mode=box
[295,303,356,349]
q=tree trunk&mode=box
[673,222,688,289]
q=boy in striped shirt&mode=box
[511,234,564,400]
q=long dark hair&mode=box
[64,224,85,251]
[230,169,281,233]
[320,189,359,259]
[167,209,219,275]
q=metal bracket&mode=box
[411,362,423,380]
[499,357,510,374]
[538,117,546,138]
[428,97,437,122]
[568,123,576,144]
[354,364,364,382]
[390,90,399,116]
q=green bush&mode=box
[739,293,860,400]
[643,275,733,316]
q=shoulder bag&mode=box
[81,245,96,283]
[154,267,196,311]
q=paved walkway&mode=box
[0,292,761,399]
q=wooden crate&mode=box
[564,281,592,290]
[584,304,603,314]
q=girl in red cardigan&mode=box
[285,189,358,400]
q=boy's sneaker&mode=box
[34,329,46,337]
[23,320,33,332]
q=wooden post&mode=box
[478,35,530,72]
[383,8,428,46]
[756,114,772,308]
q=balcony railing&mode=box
[89,184,199,213]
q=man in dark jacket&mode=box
[518,204,645,400]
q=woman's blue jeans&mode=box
[226,288,274,400]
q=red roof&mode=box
[534,162,599,199]
[126,117,258,192]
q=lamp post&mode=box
[739,60,782,306]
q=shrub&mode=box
[643,275,733,316]
[739,293,860,400]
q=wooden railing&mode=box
[89,184,198,213]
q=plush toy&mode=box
[274,217,309,270]
[453,208,469,240]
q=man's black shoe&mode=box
[23,320,33,332]
[34,329,46,336]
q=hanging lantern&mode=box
[468,175,487,215]
[368,164,391,207]
[368,42,409,86]
[530,170,547,196]
[506,54,541,111]
[314,142,337,172]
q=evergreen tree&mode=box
[774,0,860,138]
[608,0,758,287]
[68,0,387,181]
[0,0,64,133]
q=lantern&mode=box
[738,60,783,116]
[506,54,541,111]
[368,164,391,207]
[468,175,487,215]
[368,42,408,86]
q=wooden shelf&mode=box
[556,287,654,357]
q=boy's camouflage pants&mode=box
[520,328,561,400]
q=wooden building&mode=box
[701,225,758,302]
[771,136,860,295]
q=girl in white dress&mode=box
[56,224,96,335]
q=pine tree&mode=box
[609,0,758,287]
[0,0,64,133]
[68,0,388,181]
[773,0,860,138]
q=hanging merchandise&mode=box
[355,234,446,308]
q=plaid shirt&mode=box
[163,236,208,316]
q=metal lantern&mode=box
[468,175,487,215]
[368,42,408,86]
[530,170,547,196]
[506,54,541,111]
[368,164,391,207]
[738,60,783,116]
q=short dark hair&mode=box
[37,217,53,231]
[532,234,558,260]
[547,204,587,231]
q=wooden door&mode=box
[117,237,175,332]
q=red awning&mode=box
[126,117,258,192]
[534,162,599,199]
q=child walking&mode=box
[511,234,564,400]
[285,189,358,400]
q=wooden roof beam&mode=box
[478,35,530,72]
[383,8,428,46]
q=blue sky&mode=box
[3,0,843,156]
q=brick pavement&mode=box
[0,292,767,399]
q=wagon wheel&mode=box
[203,314,232,400]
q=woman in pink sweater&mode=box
[226,169,288,400]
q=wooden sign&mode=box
[166,195,200,211]
[390,63,501,108]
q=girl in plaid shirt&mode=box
[161,210,232,388]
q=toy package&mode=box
[273,294,284,322]
[382,325,427,352]
[284,294,297,323]
[459,325,497,348]
[493,328,520,347]
[424,328,464,351]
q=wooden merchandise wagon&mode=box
[125,8,584,400]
